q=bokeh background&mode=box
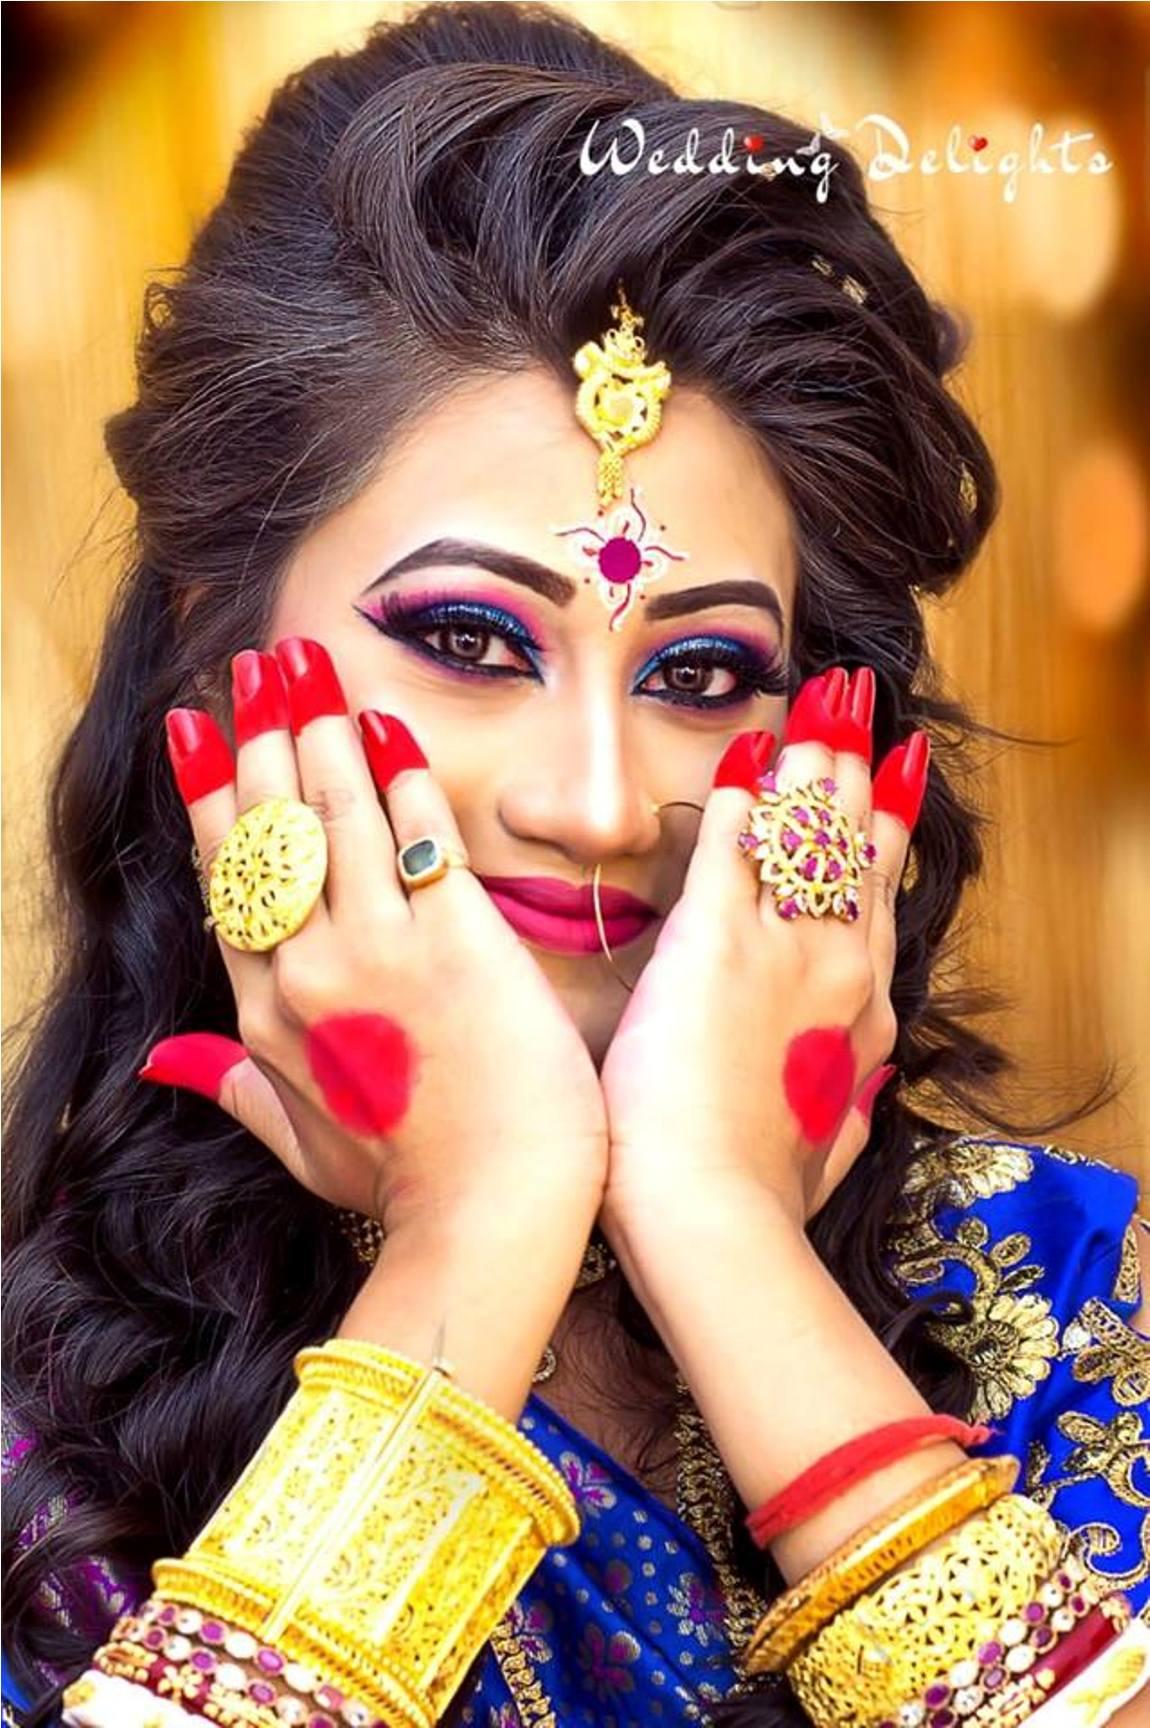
[3,2,1148,1185]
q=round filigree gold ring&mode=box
[205,796,328,953]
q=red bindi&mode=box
[304,1012,417,1136]
[782,1025,856,1145]
[599,536,643,586]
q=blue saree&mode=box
[4,1135,1148,1727]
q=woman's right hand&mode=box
[146,637,609,1243]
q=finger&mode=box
[679,725,777,912]
[165,708,267,1000]
[357,708,495,933]
[759,669,861,938]
[138,1032,313,1190]
[807,1061,897,1216]
[273,638,403,926]
[867,730,929,977]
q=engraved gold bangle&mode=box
[146,1339,579,1728]
[739,1454,1019,1674]
[787,1493,1067,1728]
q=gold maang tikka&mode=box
[554,284,688,631]
[573,281,672,511]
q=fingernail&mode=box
[232,650,290,747]
[751,729,777,775]
[274,638,348,735]
[849,667,876,729]
[165,709,234,805]
[138,1033,248,1100]
[713,729,768,792]
[855,1062,897,1126]
[359,711,429,790]
[834,667,874,765]
[822,667,850,716]
[873,731,930,831]
[781,676,837,750]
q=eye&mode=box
[358,594,541,681]
[634,637,791,711]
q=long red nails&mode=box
[854,1062,897,1126]
[873,729,931,831]
[838,667,875,765]
[274,638,348,735]
[712,728,777,792]
[138,1033,248,1100]
[359,712,430,790]
[232,650,290,746]
[781,673,839,749]
[165,709,235,805]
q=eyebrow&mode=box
[362,537,788,642]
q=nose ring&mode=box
[589,799,705,993]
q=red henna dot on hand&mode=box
[305,1013,417,1136]
[782,1026,855,1144]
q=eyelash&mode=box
[360,592,790,711]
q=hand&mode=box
[598,665,924,1238]
[144,638,608,1238]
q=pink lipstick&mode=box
[477,875,659,954]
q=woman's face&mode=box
[268,368,797,1068]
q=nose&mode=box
[496,701,661,867]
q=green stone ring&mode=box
[396,835,471,894]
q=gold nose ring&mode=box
[588,799,705,993]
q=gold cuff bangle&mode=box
[787,1493,1067,1728]
[739,1454,1020,1674]
[149,1339,579,1728]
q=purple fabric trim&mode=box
[1,1414,149,1689]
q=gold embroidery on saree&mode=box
[1063,1298,1150,1409]
[892,1205,1060,1423]
[1114,1221,1142,1308]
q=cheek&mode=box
[782,1025,855,1144]
[305,1013,418,1135]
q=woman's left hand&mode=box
[598,665,929,1239]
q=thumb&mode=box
[139,1033,302,1174]
[807,1062,898,1218]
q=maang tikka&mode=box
[551,280,689,633]
[549,281,705,978]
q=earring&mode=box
[589,799,705,993]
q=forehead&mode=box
[312,367,797,615]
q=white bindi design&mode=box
[550,483,688,632]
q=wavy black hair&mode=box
[1,4,1118,1724]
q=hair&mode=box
[1,4,1120,1724]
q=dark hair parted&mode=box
[1,5,1118,1724]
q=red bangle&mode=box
[745,1416,997,1549]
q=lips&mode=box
[477,875,659,955]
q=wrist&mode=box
[605,1171,805,1298]
[338,1179,601,1420]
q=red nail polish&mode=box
[232,651,290,747]
[831,667,874,764]
[855,1062,897,1126]
[850,667,876,729]
[165,709,235,805]
[138,1032,248,1100]
[751,729,777,775]
[822,667,850,715]
[359,712,429,790]
[781,677,837,750]
[712,730,766,792]
[274,638,348,735]
[873,732,930,830]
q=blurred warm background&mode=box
[3,3,1148,1186]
